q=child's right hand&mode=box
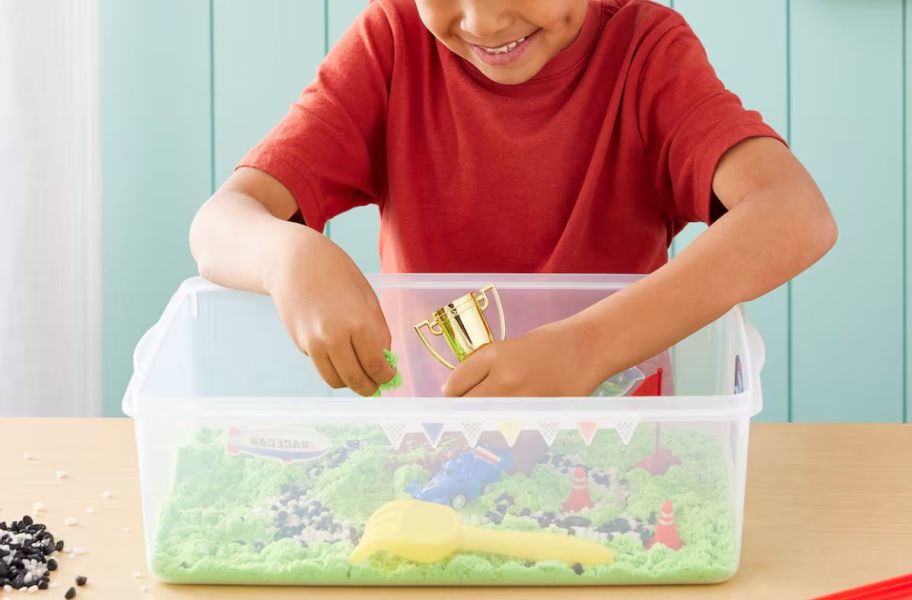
[266,226,396,396]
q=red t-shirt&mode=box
[239,0,783,273]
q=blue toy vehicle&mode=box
[405,446,511,509]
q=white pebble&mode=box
[31,501,44,512]
[26,587,37,595]
[22,452,32,461]
[139,585,149,592]
[123,526,131,532]
[55,470,67,479]
[84,506,94,514]
[63,517,78,527]
[2,586,10,593]
[101,490,112,499]
[132,571,143,579]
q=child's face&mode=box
[415,0,588,85]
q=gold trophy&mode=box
[414,284,506,370]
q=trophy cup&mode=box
[414,284,506,370]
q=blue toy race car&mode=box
[405,446,511,509]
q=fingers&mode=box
[311,351,344,390]
[352,325,397,386]
[328,337,379,397]
[442,350,492,397]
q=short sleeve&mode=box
[636,17,786,226]
[236,1,394,232]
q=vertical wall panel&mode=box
[325,0,382,273]
[791,0,904,422]
[906,0,911,424]
[100,0,212,415]
[213,1,325,186]
[671,0,790,421]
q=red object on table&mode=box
[813,573,912,599]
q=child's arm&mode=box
[443,138,836,397]
[190,167,396,397]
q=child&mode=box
[189,0,836,398]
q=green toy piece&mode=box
[371,350,402,397]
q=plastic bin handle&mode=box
[121,325,159,416]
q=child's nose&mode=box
[460,1,512,41]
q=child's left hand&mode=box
[441,322,601,397]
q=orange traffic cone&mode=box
[561,466,594,513]
[646,500,683,551]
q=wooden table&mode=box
[1,420,910,599]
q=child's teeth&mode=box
[482,36,526,55]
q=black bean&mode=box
[75,575,87,586]
[65,586,77,599]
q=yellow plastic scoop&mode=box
[350,499,613,566]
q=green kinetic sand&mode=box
[371,350,402,397]
[151,420,740,585]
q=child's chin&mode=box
[477,62,543,86]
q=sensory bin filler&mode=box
[125,276,763,586]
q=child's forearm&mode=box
[569,181,836,385]
[189,187,308,295]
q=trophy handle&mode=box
[414,320,457,370]
[477,284,506,341]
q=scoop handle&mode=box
[459,525,613,566]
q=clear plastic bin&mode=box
[123,274,763,586]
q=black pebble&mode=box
[0,521,6,529]
[55,540,65,552]
[65,586,77,599]
[38,580,48,590]
[22,515,33,526]
[572,563,584,575]
[47,558,58,571]
[485,511,503,525]
[608,518,630,533]
[75,575,87,586]
[562,516,592,528]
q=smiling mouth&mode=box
[476,35,529,55]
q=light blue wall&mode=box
[101,0,911,423]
